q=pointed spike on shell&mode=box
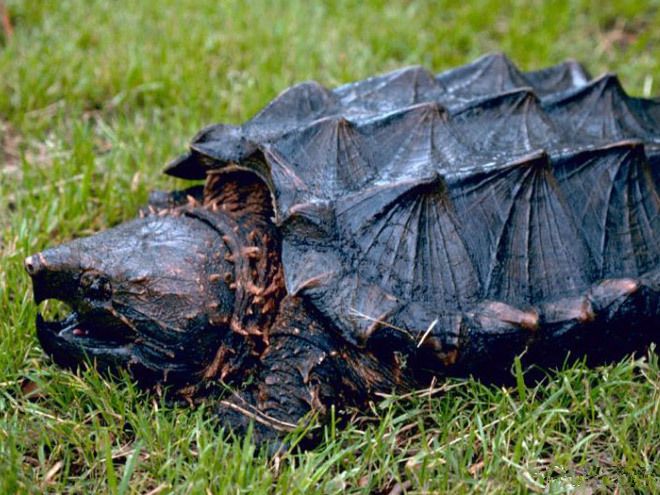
[478,301,540,331]
[589,278,640,313]
[540,295,595,325]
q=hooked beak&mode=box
[25,249,80,304]
[24,245,139,373]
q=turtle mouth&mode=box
[35,298,138,370]
[36,305,136,348]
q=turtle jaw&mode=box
[35,308,136,372]
[36,311,133,371]
[26,249,139,372]
[32,291,210,386]
[32,291,220,386]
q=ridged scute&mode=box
[447,152,596,306]
[168,54,660,345]
[543,74,660,144]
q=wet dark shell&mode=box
[166,53,659,362]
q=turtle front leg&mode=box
[216,296,408,448]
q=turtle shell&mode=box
[167,53,660,349]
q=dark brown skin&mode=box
[25,54,660,448]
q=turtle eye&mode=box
[79,270,112,301]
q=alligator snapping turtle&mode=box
[25,54,660,444]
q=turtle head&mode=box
[24,212,237,386]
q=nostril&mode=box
[24,255,40,276]
[24,253,48,277]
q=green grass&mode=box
[1,0,659,492]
